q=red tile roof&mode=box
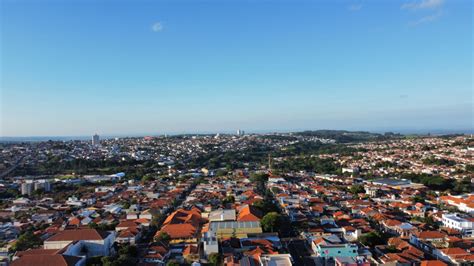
[415,231,446,240]
[163,208,201,226]
[15,249,61,257]
[11,254,82,266]
[158,223,197,239]
[237,205,263,222]
[421,260,448,266]
[441,248,469,255]
[46,229,110,242]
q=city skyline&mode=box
[1,0,472,136]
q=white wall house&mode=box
[44,229,115,257]
[442,213,474,237]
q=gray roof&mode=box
[208,209,236,221]
[209,221,260,230]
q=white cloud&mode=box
[152,22,163,32]
[348,4,363,11]
[409,11,443,25]
[401,0,444,10]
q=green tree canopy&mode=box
[155,231,171,243]
[261,212,282,233]
[208,252,222,266]
[10,231,42,252]
[349,184,365,194]
[359,231,385,247]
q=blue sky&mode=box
[1,0,472,136]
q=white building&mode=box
[260,254,293,266]
[34,179,51,192]
[442,213,474,237]
[66,196,85,207]
[44,229,115,257]
[20,181,33,196]
[20,180,51,196]
[202,230,219,257]
[208,209,236,222]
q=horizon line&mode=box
[1,128,472,140]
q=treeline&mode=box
[275,142,364,157]
[13,157,166,178]
[295,130,399,143]
[422,156,456,167]
[275,157,340,174]
[184,142,357,172]
[185,144,272,170]
[401,173,472,194]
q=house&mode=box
[420,260,448,266]
[142,244,170,265]
[335,257,370,266]
[441,213,474,238]
[410,230,448,257]
[11,254,85,266]
[439,195,474,214]
[115,220,141,232]
[202,226,219,257]
[158,223,199,243]
[260,254,293,266]
[433,248,474,265]
[237,205,263,222]
[44,229,115,257]
[139,209,154,220]
[208,209,236,222]
[312,237,358,259]
[155,207,203,244]
[381,219,402,235]
[182,244,199,263]
[115,227,141,245]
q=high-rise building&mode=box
[92,134,100,146]
[34,180,51,192]
[21,181,33,196]
[21,180,51,196]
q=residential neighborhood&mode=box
[0,132,472,265]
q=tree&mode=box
[466,164,474,172]
[151,213,164,229]
[121,201,131,210]
[452,177,473,194]
[358,231,385,247]
[101,256,113,266]
[85,256,104,266]
[386,245,398,253]
[261,212,281,232]
[252,197,278,215]
[89,222,98,229]
[10,231,42,252]
[118,244,138,257]
[411,195,425,204]
[271,187,282,194]
[166,260,180,266]
[208,252,222,266]
[98,244,137,266]
[155,231,170,243]
[221,195,235,205]
[349,184,365,195]
[141,174,154,183]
